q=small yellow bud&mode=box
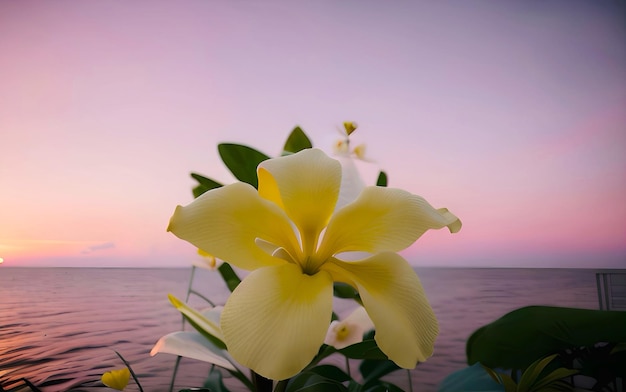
[343,122,358,136]
[352,144,366,159]
[101,368,130,391]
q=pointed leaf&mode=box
[191,173,223,198]
[376,171,387,187]
[481,364,505,384]
[308,365,351,383]
[498,373,518,392]
[518,354,558,391]
[201,366,229,392]
[217,262,241,292]
[168,294,227,349]
[360,359,400,385]
[218,143,270,188]
[338,339,388,360]
[282,126,313,155]
[531,368,578,391]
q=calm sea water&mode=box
[0,267,600,392]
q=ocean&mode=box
[0,267,600,392]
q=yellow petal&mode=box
[101,368,130,390]
[220,264,333,380]
[322,252,438,368]
[168,294,224,342]
[150,331,236,370]
[343,121,358,135]
[257,149,341,254]
[318,186,461,259]
[168,182,301,270]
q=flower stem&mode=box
[252,371,273,392]
[114,351,144,392]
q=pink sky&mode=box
[1,1,625,268]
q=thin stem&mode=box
[168,356,182,392]
[407,369,413,392]
[345,356,351,377]
[114,351,144,392]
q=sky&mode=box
[1,0,625,268]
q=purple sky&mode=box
[1,1,625,268]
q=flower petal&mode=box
[335,155,366,211]
[324,306,374,349]
[258,149,341,253]
[150,331,236,370]
[322,252,438,368]
[169,294,224,343]
[318,186,461,258]
[101,368,130,390]
[168,182,301,270]
[220,264,333,380]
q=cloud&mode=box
[81,242,116,254]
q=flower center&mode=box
[335,324,350,341]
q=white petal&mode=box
[150,331,236,371]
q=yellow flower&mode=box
[101,368,130,390]
[168,148,461,380]
[324,306,374,349]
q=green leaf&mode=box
[190,173,223,198]
[338,339,388,360]
[294,381,348,392]
[363,381,405,392]
[217,262,241,292]
[201,366,229,392]
[218,143,270,188]
[530,368,578,392]
[376,171,387,187]
[308,365,351,383]
[333,282,361,303]
[347,381,363,392]
[179,389,212,392]
[466,306,626,370]
[360,359,400,385]
[286,373,347,392]
[518,354,558,391]
[481,364,504,384]
[282,126,313,155]
[498,373,518,392]
[168,294,227,350]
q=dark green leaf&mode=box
[360,359,400,385]
[218,143,270,188]
[339,339,388,360]
[333,282,361,304]
[347,381,363,392]
[217,263,241,292]
[191,173,223,198]
[179,389,213,392]
[363,381,405,392]
[466,306,626,370]
[309,365,351,383]
[201,366,229,392]
[376,171,387,187]
[282,126,313,155]
[294,381,348,392]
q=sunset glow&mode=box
[1,1,624,268]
